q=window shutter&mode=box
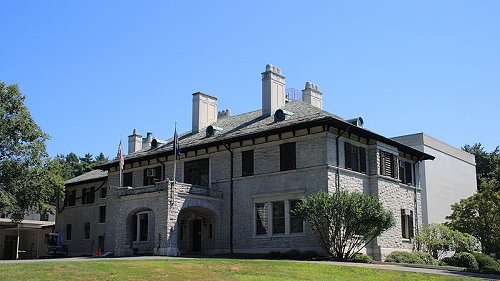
[409,210,414,239]
[400,209,407,238]
[143,169,148,186]
[351,145,359,172]
[82,188,87,205]
[405,161,413,185]
[344,142,352,169]
[359,147,366,173]
[155,166,162,182]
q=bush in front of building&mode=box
[414,251,440,265]
[385,251,426,264]
[471,252,500,272]
[350,253,373,263]
[443,252,479,270]
[293,191,394,261]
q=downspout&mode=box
[335,128,348,191]
[223,143,234,254]
[413,155,425,250]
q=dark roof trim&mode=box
[97,116,433,170]
[65,176,107,187]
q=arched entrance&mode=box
[177,206,217,255]
[127,208,155,255]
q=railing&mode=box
[113,180,222,199]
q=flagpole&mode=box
[117,137,124,187]
[173,121,177,184]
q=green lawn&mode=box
[0,258,473,281]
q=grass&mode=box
[0,258,474,281]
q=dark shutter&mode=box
[70,190,76,206]
[359,147,366,174]
[143,169,148,186]
[87,187,95,204]
[409,210,414,239]
[280,142,296,171]
[344,142,352,169]
[401,209,407,238]
[351,145,359,172]
[399,161,405,183]
[82,188,87,205]
[405,161,413,185]
[242,150,254,176]
[155,166,162,182]
[99,206,106,223]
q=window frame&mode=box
[143,166,162,186]
[399,160,413,185]
[380,150,396,178]
[253,198,304,237]
[401,209,414,239]
[132,211,149,242]
[272,201,285,234]
[123,172,133,187]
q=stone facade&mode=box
[55,64,433,260]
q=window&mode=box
[66,224,72,240]
[84,222,90,239]
[132,212,149,242]
[123,172,133,187]
[0,213,6,218]
[184,158,209,187]
[255,203,268,235]
[399,160,413,185]
[40,213,49,221]
[242,150,254,176]
[344,142,367,174]
[289,200,303,234]
[99,206,106,223]
[380,151,396,178]
[143,166,162,186]
[179,224,186,241]
[280,142,296,171]
[209,224,213,239]
[272,201,285,234]
[401,209,414,239]
[100,186,107,198]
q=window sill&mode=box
[253,233,305,239]
[132,241,150,244]
[402,238,412,243]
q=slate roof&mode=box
[98,100,434,170]
[65,169,108,186]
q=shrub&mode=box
[269,251,281,259]
[472,252,500,272]
[452,252,479,270]
[414,251,439,265]
[293,191,394,261]
[351,253,373,263]
[416,224,481,259]
[385,251,425,264]
[441,257,455,266]
[300,250,319,260]
[284,249,301,260]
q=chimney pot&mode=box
[128,129,142,154]
[302,82,323,110]
[192,92,218,133]
[262,64,286,117]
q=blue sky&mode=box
[1,1,498,159]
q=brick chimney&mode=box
[262,64,286,117]
[302,82,323,109]
[128,128,142,154]
[192,92,218,134]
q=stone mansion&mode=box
[55,64,437,260]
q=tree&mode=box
[0,82,64,258]
[416,224,480,259]
[293,191,394,261]
[462,144,500,191]
[446,179,500,255]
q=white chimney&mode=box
[128,128,142,154]
[142,132,154,149]
[302,82,323,110]
[262,64,286,117]
[192,92,218,134]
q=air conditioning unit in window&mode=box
[146,168,156,177]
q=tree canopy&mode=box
[446,144,500,255]
[0,82,64,216]
[293,190,394,261]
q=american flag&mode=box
[173,125,181,160]
[117,140,124,171]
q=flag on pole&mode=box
[117,140,124,171]
[173,125,181,160]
